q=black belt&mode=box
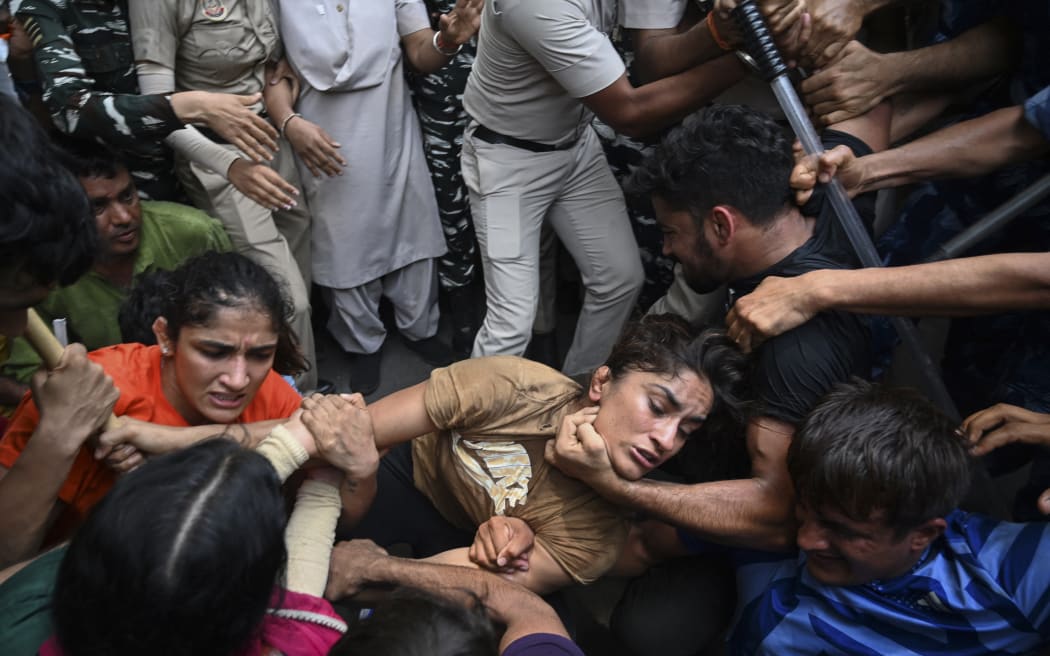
[473,124,577,153]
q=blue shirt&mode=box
[1024,84,1050,142]
[728,511,1050,655]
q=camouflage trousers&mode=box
[410,55,478,293]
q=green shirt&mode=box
[1,201,231,383]
[0,546,65,656]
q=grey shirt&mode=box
[463,0,625,144]
[621,0,686,28]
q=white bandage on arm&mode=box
[284,479,342,595]
[256,423,310,483]
[137,61,242,178]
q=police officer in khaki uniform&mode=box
[129,0,318,390]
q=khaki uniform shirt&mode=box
[130,0,279,98]
[413,356,629,584]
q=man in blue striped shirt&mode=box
[727,380,1050,655]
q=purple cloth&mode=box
[502,633,585,656]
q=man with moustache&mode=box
[1,139,229,386]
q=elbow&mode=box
[758,523,798,553]
[601,108,652,140]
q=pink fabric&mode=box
[40,589,344,656]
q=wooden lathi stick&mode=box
[23,308,120,431]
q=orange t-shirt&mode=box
[0,343,301,544]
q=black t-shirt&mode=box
[729,129,875,425]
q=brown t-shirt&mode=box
[413,356,628,584]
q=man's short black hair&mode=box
[788,379,972,534]
[626,104,794,227]
[0,94,96,286]
[53,135,126,180]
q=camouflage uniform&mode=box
[17,0,183,200]
[407,0,478,293]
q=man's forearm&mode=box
[0,435,79,568]
[882,18,1017,99]
[632,22,725,83]
[597,476,796,551]
[592,55,746,139]
[854,105,1049,193]
[808,253,1050,316]
[364,554,568,646]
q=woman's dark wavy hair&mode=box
[603,314,753,480]
[0,94,96,287]
[330,588,498,656]
[161,251,307,375]
[53,439,287,656]
[118,268,174,345]
[604,313,751,433]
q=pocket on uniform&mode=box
[472,139,523,261]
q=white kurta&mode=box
[279,0,445,289]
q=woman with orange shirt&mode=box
[0,251,304,567]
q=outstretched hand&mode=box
[171,91,279,162]
[439,0,483,47]
[963,404,1050,457]
[469,515,535,574]
[227,159,300,211]
[963,403,1050,516]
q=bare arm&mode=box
[96,417,289,459]
[263,61,346,179]
[802,19,1019,126]
[366,381,439,450]
[299,394,380,530]
[726,253,1050,350]
[584,0,816,138]
[853,105,1048,192]
[630,5,726,83]
[424,543,575,596]
[400,0,481,74]
[582,56,747,139]
[326,540,573,651]
[546,416,797,551]
[0,346,118,568]
[791,105,1049,201]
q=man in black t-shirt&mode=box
[548,102,885,552]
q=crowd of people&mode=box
[1,0,1050,654]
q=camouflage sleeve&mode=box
[18,0,184,147]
